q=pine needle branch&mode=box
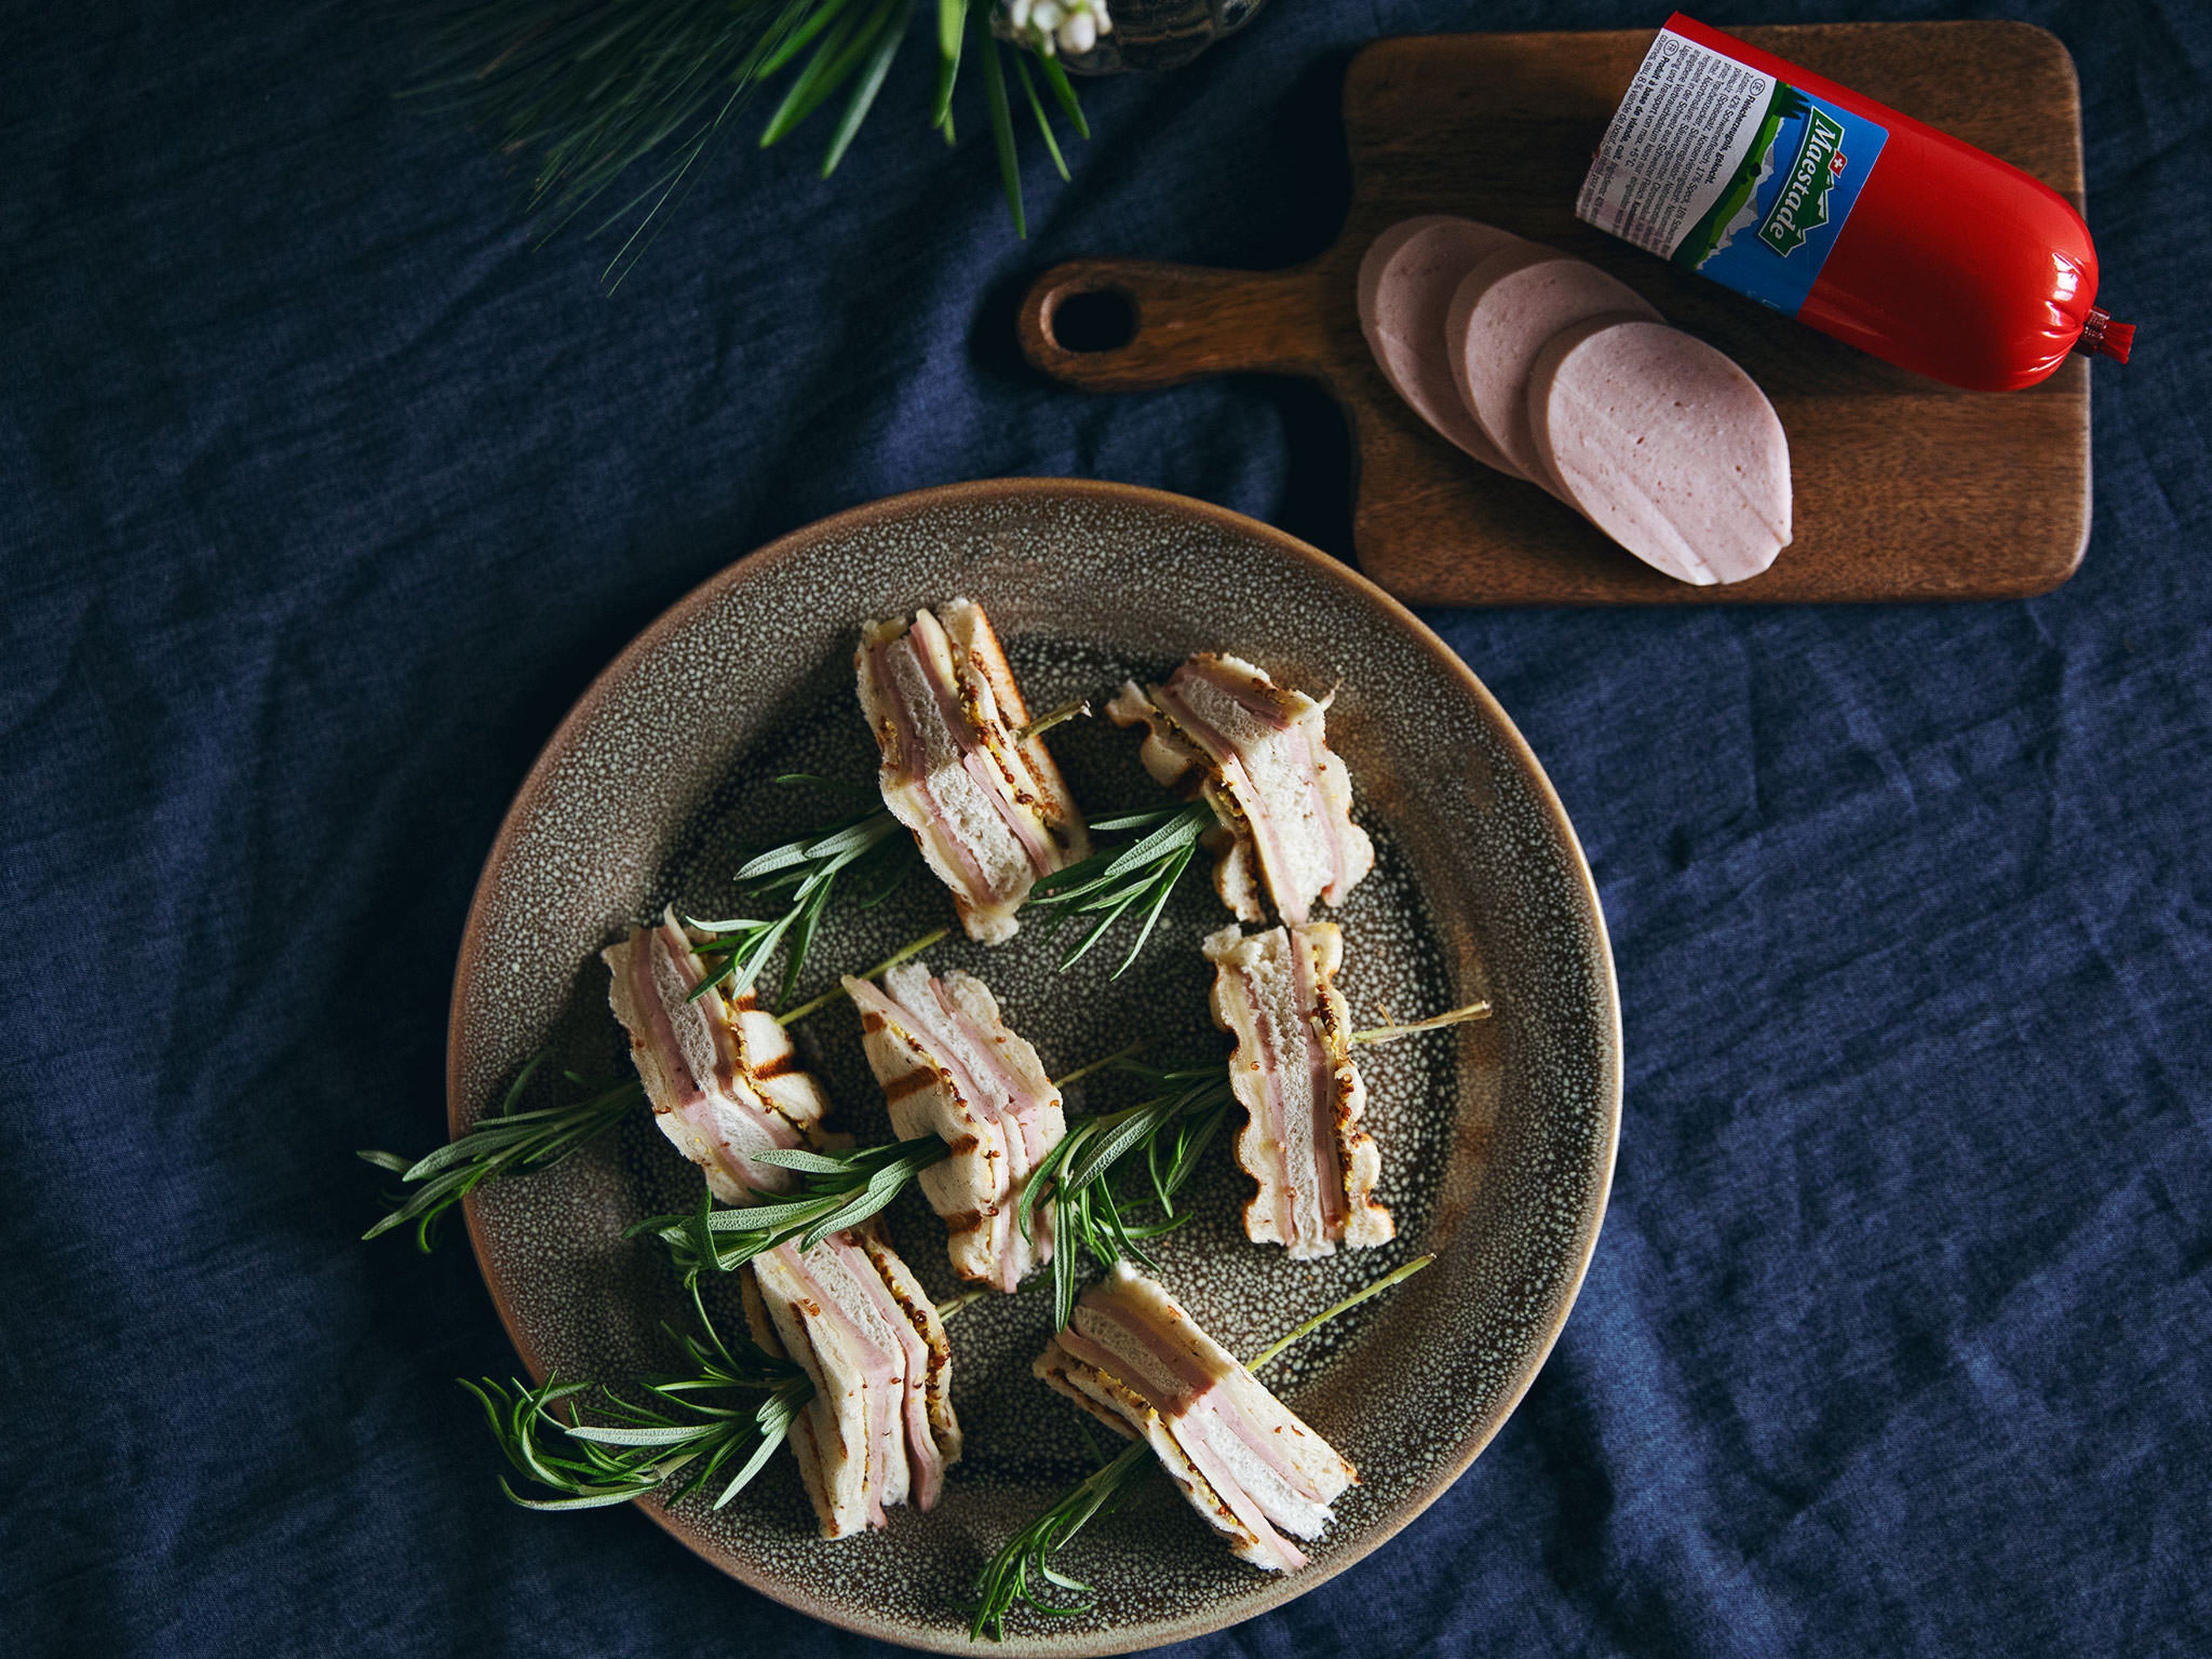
[397,0,1089,276]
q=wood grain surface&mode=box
[1017,23,2092,605]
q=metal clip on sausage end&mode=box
[2075,306,2135,365]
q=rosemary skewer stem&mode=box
[775,924,952,1026]
[1350,999,1493,1045]
[1015,699,1090,743]
[1047,1037,1147,1092]
[1244,1254,1437,1369]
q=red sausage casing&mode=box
[1577,14,2130,391]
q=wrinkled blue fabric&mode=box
[3,1,2207,1653]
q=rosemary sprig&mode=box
[463,1281,812,1512]
[687,778,918,1010]
[635,1136,953,1282]
[359,1056,640,1251]
[969,1442,1150,1636]
[632,1048,1230,1316]
[968,1254,1438,1641]
[1025,802,1215,976]
[1020,1059,1236,1331]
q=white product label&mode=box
[1576,28,1772,258]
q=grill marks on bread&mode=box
[745,1228,961,1539]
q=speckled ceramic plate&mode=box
[448,479,1620,1655]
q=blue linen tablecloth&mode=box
[3,1,2207,1652]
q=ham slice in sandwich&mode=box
[857,600,1089,945]
[1107,653,1373,926]
[743,1225,963,1539]
[1206,922,1393,1260]
[844,960,1066,1291]
[1033,1263,1357,1573]
[603,908,838,1202]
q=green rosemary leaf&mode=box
[1082,806,1183,834]
[634,1135,950,1275]
[1010,49,1069,183]
[1051,1195,1081,1331]
[1100,804,1210,878]
[702,799,914,1009]
[501,1480,661,1513]
[967,1441,1145,1639]
[562,1422,710,1448]
[1110,843,1192,979]
[778,875,834,1009]
[1035,50,1089,141]
[976,16,1025,238]
[747,1145,862,1176]
[797,1161,913,1247]
[1058,1101,1169,1194]
[935,0,965,60]
[822,0,911,176]
[801,812,902,862]
[713,1391,803,1506]
[1017,1120,1084,1241]
[1050,888,1145,971]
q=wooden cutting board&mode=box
[1017,23,2090,605]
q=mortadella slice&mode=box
[1356,217,1529,478]
[1528,318,1792,586]
[1446,246,1662,483]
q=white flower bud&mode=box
[998,0,1109,57]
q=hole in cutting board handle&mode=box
[1047,287,1138,354]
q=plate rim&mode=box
[445,476,1622,1654]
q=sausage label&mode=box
[1577,24,1888,317]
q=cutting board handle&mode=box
[1018,259,1336,392]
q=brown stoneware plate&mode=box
[447,479,1620,1654]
